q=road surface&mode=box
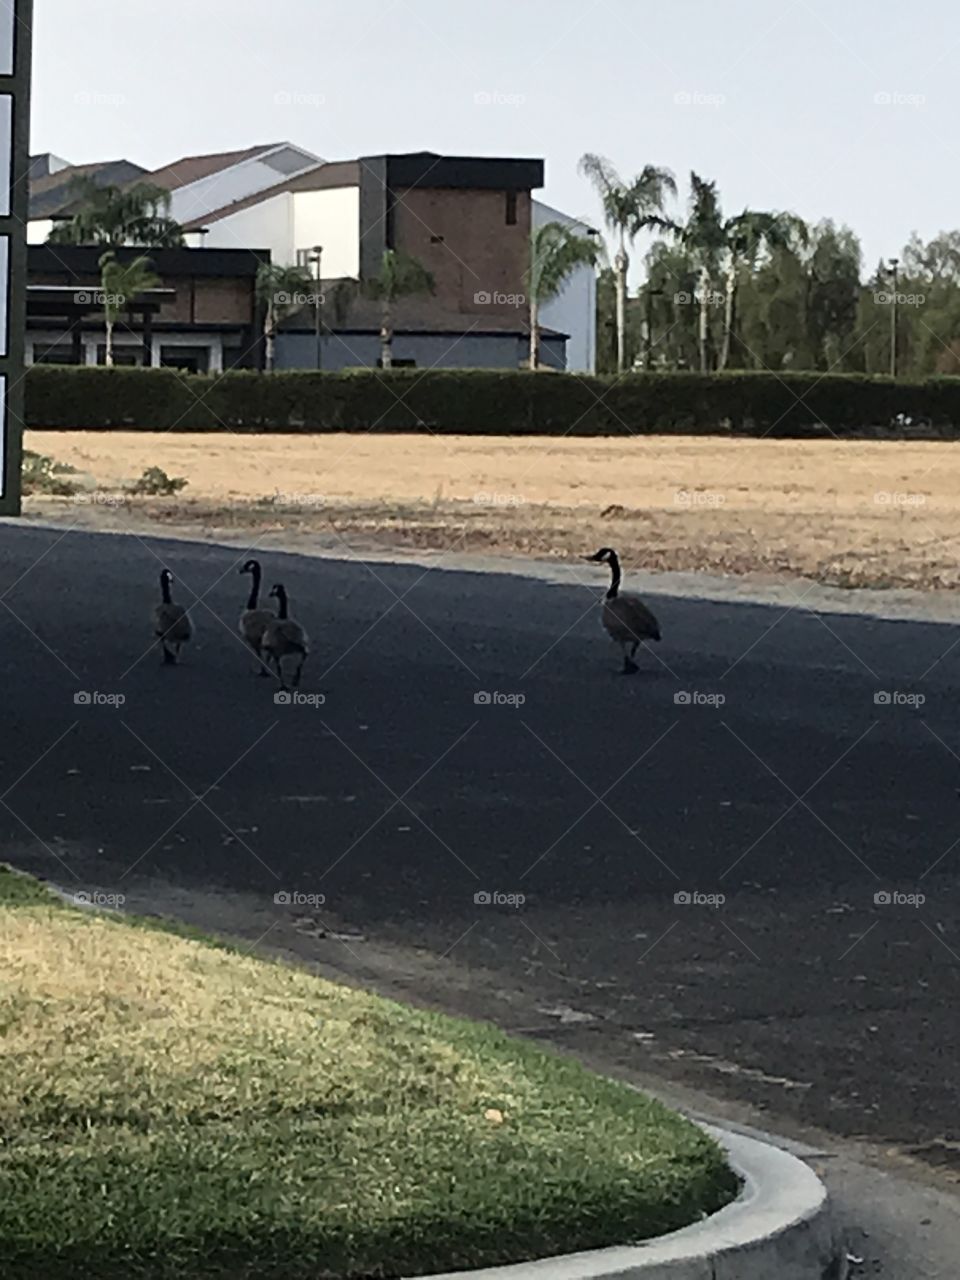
[3,523,960,1191]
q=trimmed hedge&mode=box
[23,364,960,438]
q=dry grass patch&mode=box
[0,868,735,1279]
[26,430,960,588]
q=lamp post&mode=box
[889,257,899,378]
[309,245,323,370]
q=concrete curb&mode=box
[417,1124,837,1280]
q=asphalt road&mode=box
[4,523,960,1176]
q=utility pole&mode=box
[889,257,899,378]
[310,245,323,370]
[0,0,32,516]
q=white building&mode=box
[27,143,597,372]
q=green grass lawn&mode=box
[0,866,738,1279]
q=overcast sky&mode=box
[29,0,957,278]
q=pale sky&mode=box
[29,0,959,279]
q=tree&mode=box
[673,174,804,371]
[526,221,601,369]
[255,263,314,372]
[719,212,806,369]
[363,250,434,368]
[578,154,676,373]
[48,176,184,248]
[98,252,160,367]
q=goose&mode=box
[584,547,660,674]
[238,558,273,676]
[261,583,308,690]
[152,569,192,665]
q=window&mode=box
[505,191,517,225]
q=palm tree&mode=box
[526,221,601,369]
[364,250,434,368]
[578,154,676,372]
[255,263,315,372]
[675,174,805,371]
[48,176,184,248]
[98,252,160,367]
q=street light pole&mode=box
[889,257,899,378]
[311,245,323,371]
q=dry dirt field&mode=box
[22,430,960,590]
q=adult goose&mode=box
[238,559,273,675]
[261,583,309,690]
[584,547,660,674]
[152,569,192,665]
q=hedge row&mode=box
[23,365,960,438]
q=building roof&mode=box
[180,160,361,230]
[29,159,149,219]
[28,243,270,281]
[138,144,284,192]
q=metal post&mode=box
[312,244,323,371]
[889,258,899,378]
[0,1,32,516]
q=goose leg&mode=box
[253,643,269,676]
[292,655,305,689]
[161,640,176,666]
[620,642,638,675]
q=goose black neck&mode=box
[246,563,261,610]
[605,552,621,600]
[275,588,289,620]
[160,575,172,605]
